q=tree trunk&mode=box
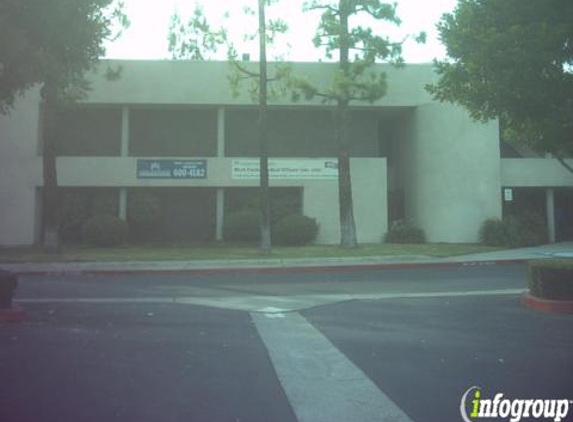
[42,85,60,254]
[258,0,272,255]
[336,0,359,248]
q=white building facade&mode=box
[1,60,571,246]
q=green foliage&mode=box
[273,214,319,246]
[127,191,161,227]
[528,259,573,300]
[81,214,128,247]
[427,0,573,166]
[0,0,129,112]
[479,212,547,248]
[59,189,118,242]
[290,0,424,104]
[60,190,91,241]
[478,218,509,247]
[168,4,228,60]
[384,221,426,244]
[504,213,547,248]
[224,210,260,242]
[270,196,300,226]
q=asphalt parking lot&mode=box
[1,265,572,422]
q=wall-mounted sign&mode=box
[503,188,513,202]
[232,159,339,180]
[137,159,207,179]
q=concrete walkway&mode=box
[1,242,572,276]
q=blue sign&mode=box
[137,159,207,179]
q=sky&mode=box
[104,0,459,63]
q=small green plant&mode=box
[479,212,547,247]
[273,214,318,246]
[478,218,508,247]
[528,259,573,300]
[224,210,260,242]
[505,212,547,247]
[82,214,129,247]
[384,220,426,244]
[127,191,162,227]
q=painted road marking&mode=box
[252,312,414,422]
[17,289,525,313]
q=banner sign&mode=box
[232,159,338,180]
[137,159,207,179]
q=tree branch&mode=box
[231,60,260,78]
[554,153,573,174]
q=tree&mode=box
[169,1,289,255]
[291,0,424,248]
[427,0,573,172]
[0,0,127,251]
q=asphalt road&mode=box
[1,264,572,422]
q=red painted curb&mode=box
[12,259,526,278]
[521,293,573,314]
[0,303,27,323]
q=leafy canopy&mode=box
[292,0,425,103]
[427,0,573,159]
[0,0,128,112]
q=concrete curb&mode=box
[4,258,527,277]
[0,303,27,323]
[521,292,573,314]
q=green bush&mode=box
[273,214,318,246]
[271,196,300,226]
[60,189,118,242]
[479,212,547,247]
[384,221,426,244]
[505,212,547,247]
[82,214,129,247]
[60,190,91,241]
[528,259,573,300]
[224,210,260,242]
[479,218,509,246]
[128,191,162,227]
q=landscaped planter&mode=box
[522,260,573,314]
[0,269,26,323]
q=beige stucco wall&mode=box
[399,103,502,243]
[86,60,436,107]
[501,159,573,187]
[303,158,387,244]
[0,89,43,245]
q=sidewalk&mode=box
[1,243,572,276]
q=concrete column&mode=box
[546,188,556,243]
[120,106,130,157]
[217,107,225,157]
[119,188,127,221]
[215,188,225,241]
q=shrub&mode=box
[384,220,426,244]
[271,196,300,226]
[0,270,17,309]
[128,191,162,227]
[528,259,573,300]
[60,190,91,241]
[224,210,260,242]
[479,212,547,248]
[81,214,129,247]
[505,212,547,247]
[273,214,319,246]
[479,218,509,246]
